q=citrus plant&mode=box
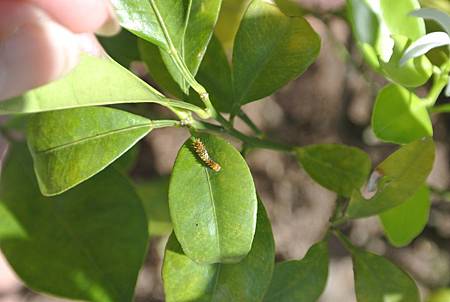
[0,0,448,301]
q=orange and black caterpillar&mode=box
[192,138,221,172]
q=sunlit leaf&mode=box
[347,138,435,218]
[163,200,274,302]
[169,133,257,264]
[27,107,153,196]
[0,144,148,302]
[380,186,430,247]
[372,84,432,144]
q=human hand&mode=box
[0,0,119,101]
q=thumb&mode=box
[0,1,103,101]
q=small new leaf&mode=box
[400,32,450,66]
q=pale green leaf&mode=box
[163,199,274,302]
[27,107,153,196]
[169,133,257,264]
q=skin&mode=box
[0,0,119,101]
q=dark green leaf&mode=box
[169,133,257,264]
[274,0,304,17]
[347,138,435,218]
[351,247,420,302]
[296,144,371,197]
[163,199,275,302]
[135,177,172,237]
[232,0,320,109]
[113,144,139,173]
[112,0,221,93]
[0,55,165,114]
[372,84,432,144]
[380,186,430,247]
[264,241,328,302]
[138,39,185,99]
[194,35,234,113]
[0,144,148,302]
[98,29,140,67]
[27,107,153,196]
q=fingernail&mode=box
[75,33,105,57]
[96,1,121,36]
[0,16,80,101]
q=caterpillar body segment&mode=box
[192,138,222,172]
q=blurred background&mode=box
[1,0,450,301]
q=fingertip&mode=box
[28,0,113,34]
[0,3,80,100]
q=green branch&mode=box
[424,62,450,107]
[191,120,293,152]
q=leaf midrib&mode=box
[33,123,152,155]
[203,167,221,258]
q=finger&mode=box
[28,0,120,35]
[0,1,80,100]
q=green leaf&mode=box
[135,177,172,237]
[274,0,304,17]
[347,138,435,218]
[347,0,432,86]
[296,144,371,197]
[351,247,420,302]
[428,288,450,302]
[113,144,139,173]
[379,35,432,88]
[263,241,328,302]
[232,0,320,109]
[27,107,153,196]
[162,199,275,302]
[372,84,433,144]
[0,54,165,114]
[169,133,257,264]
[193,35,234,113]
[98,29,140,68]
[380,0,425,40]
[110,0,185,50]
[0,144,148,302]
[346,0,382,69]
[379,186,430,247]
[111,0,221,93]
[179,0,223,77]
[138,39,185,99]
[215,0,251,51]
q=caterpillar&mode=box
[192,138,221,172]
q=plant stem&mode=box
[238,111,265,138]
[192,120,294,152]
[150,120,181,129]
[158,98,210,119]
[333,230,356,253]
[329,196,349,227]
[424,62,450,107]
